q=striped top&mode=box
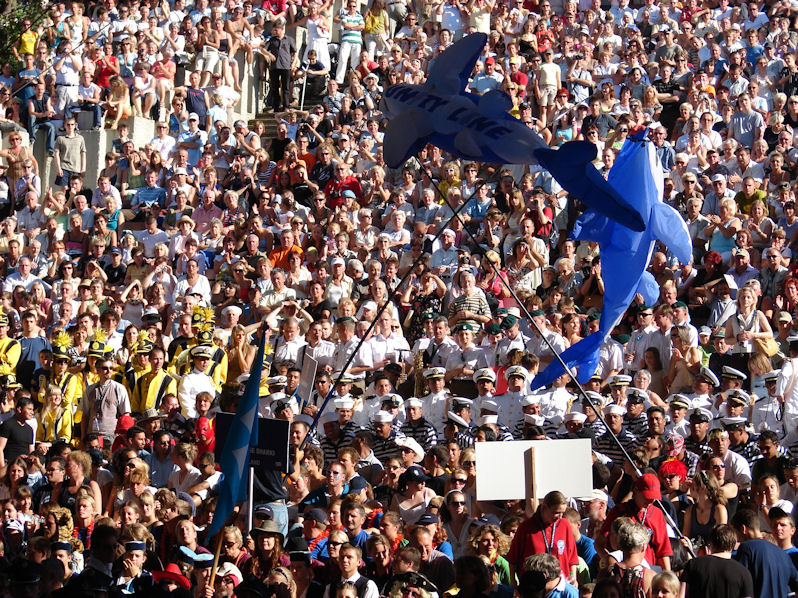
[339,11,365,44]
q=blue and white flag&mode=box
[205,331,267,539]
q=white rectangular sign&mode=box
[475,439,593,501]
[297,354,318,410]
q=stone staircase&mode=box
[1,50,264,189]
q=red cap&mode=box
[634,473,661,501]
[114,414,135,435]
[485,56,495,65]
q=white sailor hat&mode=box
[424,367,446,379]
[564,412,588,424]
[764,370,781,383]
[626,388,649,403]
[726,389,751,406]
[332,371,354,384]
[474,368,497,383]
[405,397,423,408]
[689,407,713,422]
[608,374,632,387]
[265,375,287,387]
[479,399,499,412]
[334,397,355,410]
[479,414,499,426]
[505,365,529,381]
[524,413,546,426]
[396,437,425,460]
[521,395,541,407]
[372,410,394,423]
[603,404,626,417]
[294,414,314,427]
[446,411,470,427]
[265,392,287,403]
[697,367,720,387]
[584,391,606,405]
[668,394,691,409]
[451,397,473,410]
[190,345,214,359]
[720,415,748,429]
[721,366,747,381]
[320,412,338,425]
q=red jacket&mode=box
[600,501,673,567]
[507,512,578,577]
[324,176,362,209]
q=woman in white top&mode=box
[756,474,794,532]
[389,465,437,526]
[168,442,203,494]
[441,489,475,559]
[725,285,772,379]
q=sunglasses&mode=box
[449,500,466,506]
[462,460,476,466]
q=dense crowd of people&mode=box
[3,0,798,596]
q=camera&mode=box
[574,53,584,60]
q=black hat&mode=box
[284,536,310,553]
[385,363,402,375]
[303,508,328,527]
[416,512,439,525]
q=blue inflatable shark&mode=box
[529,132,693,389]
[380,33,646,232]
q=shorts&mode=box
[55,168,79,187]
[538,84,557,107]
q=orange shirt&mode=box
[269,245,303,269]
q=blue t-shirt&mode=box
[576,535,599,576]
[734,538,798,598]
[545,581,579,598]
[17,68,42,103]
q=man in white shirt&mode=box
[322,543,379,598]
[91,176,122,212]
[258,269,298,314]
[330,318,373,391]
[429,228,458,280]
[368,312,411,374]
[150,122,177,160]
[296,320,335,371]
[2,257,51,293]
[494,314,530,367]
[135,216,169,258]
[177,346,217,418]
[776,337,798,432]
[272,317,306,366]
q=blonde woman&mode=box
[37,384,73,444]
[725,285,773,380]
[665,325,702,394]
[103,75,131,129]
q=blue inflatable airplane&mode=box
[529,132,693,388]
[379,33,646,232]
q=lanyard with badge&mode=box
[542,521,557,554]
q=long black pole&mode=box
[421,165,693,555]
[296,174,498,454]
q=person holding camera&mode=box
[566,53,594,106]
